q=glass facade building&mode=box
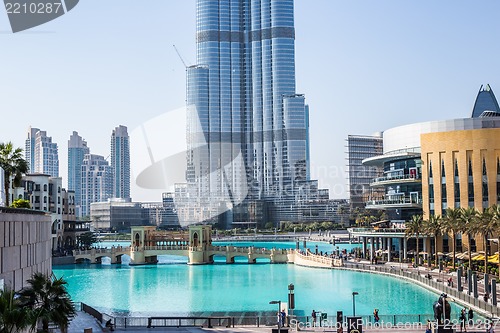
[111,125,130,200]
[471,84,500,118]
[68,131,89,216]
[346,134,384,209]
[186,0,311,224]
[25,128,59,177]
[81,154,113,217]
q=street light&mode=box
[288,284,295,323]
[352,292,359,316]
[270,300,282,331]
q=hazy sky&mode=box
[1,1,500,202]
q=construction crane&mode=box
[173,44,188,68]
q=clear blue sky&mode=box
[1,1,500,201]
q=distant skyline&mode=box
[1,1,500,202]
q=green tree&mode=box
[77,232,98,249]
[459,207,479,269]
[0,142,28,207]
[491,204,500,278]
[476,207,495,273]
[423,214,442,267]
[405,214,423,267]
[18,273,75,333]
[10,199,30,209]
[442,207,462,270]
[0,288,32,333]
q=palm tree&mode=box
[0,142,28,207]
[491,204,500,278]
[0,288,32,333]
[18,273,75,333]
[460,207,478,270]
[442,207,462,270]
[476,207,495,274]
[405,214,423,267]
[423,214,442,267]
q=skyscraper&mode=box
[111,125,130,199]
[81,154,113,217]
[68,131,89,216]
[471,84,500,118]
[25,126,39,173]
[186,0,310,215]
[346,134,384,209]
[25,127,59,177]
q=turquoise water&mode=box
[54,240,462,318]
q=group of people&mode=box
[458,308,474,332]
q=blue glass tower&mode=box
[471,84,500,118]
[187,0,309,205]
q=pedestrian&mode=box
[311,310,317,326]
[467,308,473,325]
[373,308,380,325]
[484,293,489,303]
[425,319,432,333]
[459,308,466,332]
[281,309,286,327]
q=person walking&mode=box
[281,309,286,327]
[459,308,466,332]
[373,308,380,325]
[467,308,473,325]
[311,310,317,327]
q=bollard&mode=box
[473,272,478,298]
[468,269,473,295]
[492,279,497,306]
[457,267,463,292]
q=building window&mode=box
[468,182,474,203]
[468,159,473,177]
[429,184,434,203]
[442,184,447,202]
[441,159,446,178]
[454,183,460,203]
[483,158,487,176]
[43,184,47,191]
[454,159,459,177]
[429,161,433,178]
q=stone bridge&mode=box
[72,246,131,264]
[72,225,292,265]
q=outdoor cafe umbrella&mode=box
[488,254,499,264]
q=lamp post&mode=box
[288,283,295,323]
[270,300,282,332]
[352,292,359,316]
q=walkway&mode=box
[65,311,495,333]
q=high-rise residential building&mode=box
[25,126,39,173]
[471,84,500,118]
[346,134,384,209]
[81,154,113,217]
[185,0,314,225]
[25,127,59,177]
[111,125,130,199]
[68,131,90,217]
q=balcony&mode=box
[370,174,421,187]
[365,195,422,209]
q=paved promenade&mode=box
[66,312,494,333]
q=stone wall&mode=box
[0,208,52,291]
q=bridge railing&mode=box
[142,245,189,251]
[73,246,131,256]
[295,250,343,267]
